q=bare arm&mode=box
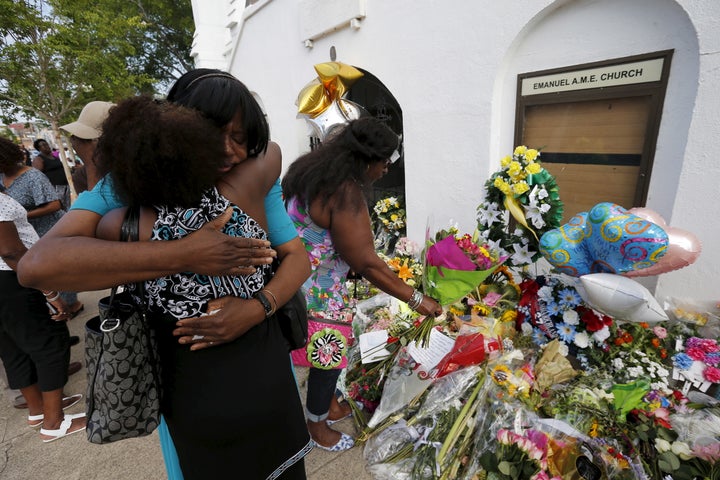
[31,157,44,171]
[328,189,442,316]
[0,220,28,272]
[18,208,275,291]
[1,220,70,315]
[26,199,62,220]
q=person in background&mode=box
[60,101,115,193]
[32,139,70,211]
[282,117,443,451]
[18,69,312,479]
[0,188,85,442]
[0,138,83,319]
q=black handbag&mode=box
[270,260,309,351]
[84,207,161,444]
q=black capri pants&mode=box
[0,270,70,391]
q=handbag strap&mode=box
[107,206,143,305]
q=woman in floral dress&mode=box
[282,117,443,451]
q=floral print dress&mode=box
[286,197,356,369]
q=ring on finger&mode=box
[192,335,204,341]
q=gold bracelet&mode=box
[262,289,278,315]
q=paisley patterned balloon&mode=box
[539,202,669,277]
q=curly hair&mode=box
[282,117,399,211]
[0,137,24,174]
[95,95,225,208]
[167,69,269,158]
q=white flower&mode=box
[537,286,554,301]
[525,191,551,229]
[510,243,535,266]
[671,441,694,460]
[592,326,610,343]
[612,358,625,370]
[655,438,671,453]
[477,202,502,227]
[563,310,579,325]
[521,322,534,335]
[574,331,590,349]
[557,342,569,356]
[627,366,644,378]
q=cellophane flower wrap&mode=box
[423,228,506,306]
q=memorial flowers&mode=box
[476,146,563,268]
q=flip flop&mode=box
[40,413,86,443]
[312,432,355,452]
[26,394,83,428]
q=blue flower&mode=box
[672,352,693,370]
[557,322,576,343]
[558,288,582,308]
[544,300,562,317]
[532,328,549,346]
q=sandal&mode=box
[68,303,84,319]
[312,432,355,452]
[26,394,83,428]
[40,413,86,443]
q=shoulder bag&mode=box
[84,206,161,444]
[269,259,309,351]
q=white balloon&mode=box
[577,273,668,323]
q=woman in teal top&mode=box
[20,70,310,480]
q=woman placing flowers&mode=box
[282,117,443,451]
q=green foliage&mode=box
[0,0,194,125]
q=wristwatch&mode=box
[254,291,273,317]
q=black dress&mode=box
[144,187,311,479]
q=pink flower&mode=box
[693,442,720,463]
[497,429,513,445]
[653,326,667,339]
[704,366,720,383]
[686,346,707,361]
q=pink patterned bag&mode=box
[290,318,353,370]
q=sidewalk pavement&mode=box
[0,290,373,480]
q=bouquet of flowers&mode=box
[372,196,406,253]
[476,146,563,268]
[515,274,613,368]
[423,227,506,306]
[379,237,424,289]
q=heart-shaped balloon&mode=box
[624,208,702,277]
[540,203,669,277]
[576,273,668,323]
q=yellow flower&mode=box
[501,310,517,323]
[500,155,512,167]
[387,258,401,270]
[512,181,530,195]
[524,149,539,162]
[507,161,523,177]
[494,177,512,196]
[472,304,490,316]
[397,259,415,282]
[514,145,527,156]
[449,305,465,316]
[525,162,542,175]
[491,364,512,385]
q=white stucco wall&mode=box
[192,0,720,300]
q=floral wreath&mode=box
[372,196,406,236]
[476,146,563,268]
[306,327,347,369]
